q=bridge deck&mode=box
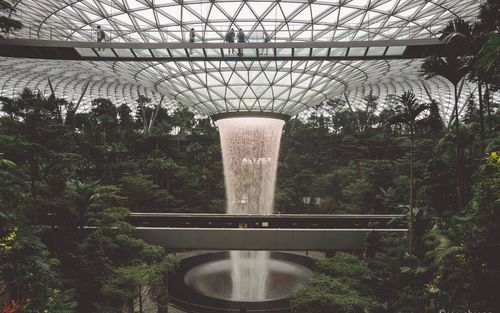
[127,213,405,228]
[44,213,407,250]
[136,227,407,251]
[0,38,445,61]
[129,213,407,250]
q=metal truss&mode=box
[0,0,484,117]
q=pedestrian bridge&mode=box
[136,227,406,251]
[127,212,405,228]
[0,38,446,62]
[130,213,407,251]
[43,213,407,250]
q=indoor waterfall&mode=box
[217,117,285,300]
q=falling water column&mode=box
[216,115,285,301]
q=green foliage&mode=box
[0,156,15,168]
[65,180,101,226]
[421,56,470,87]
[388,91,428,127]
[0,223,65,312]
[425,226,466,269]
[101,257,178,305]
[341,178,374,213]
[0,0,22,39]
[120,174,170,212]
[72,206,179,312]
[472,34,500,85]
[291,253,380,313]
[45,289,78,313]
[316,252,375,293]
[0,41,498,312]
[290,274,380,313]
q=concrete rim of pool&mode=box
[168,251,316,313]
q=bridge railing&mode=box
[9,22,446,43]
[169,296,290,313]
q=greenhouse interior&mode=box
[0,0,499,312]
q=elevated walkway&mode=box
[136,227,406,251]
[129,213,407,251]
[0,38,446,61]
[127,212,405,228]
[43,213,407,251]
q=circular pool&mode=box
[169,251,315,313]
[184,256,312,301]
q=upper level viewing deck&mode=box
[11,21,447,43]
[0,37,448,62]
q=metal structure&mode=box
[127,212,405,228]
[43,213,407,250]
[135,227,406,250]
[0,0,483,117]
[132,213,406,250]
[0,38,446,61]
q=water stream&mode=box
[217,117,285,301]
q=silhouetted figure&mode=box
[96,25,105,51]
[237,28,246,56]
[262,31,270,55]
[189,28,195,54]
[225,28,236,54]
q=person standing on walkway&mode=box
[189,28,195,54]
[262,31,270,55]
[225,28,235,54]
[96,25,105,51]
[237,28,246,56]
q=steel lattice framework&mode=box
[0,0,484,118]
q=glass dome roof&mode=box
[0,0,483,118]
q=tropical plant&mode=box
[106,142,128,167]
[425,226,466,270]
[421,56,469,210]
[386,91,428,254]
[291,253,380,313]
[136,95,166,135]
[440,17,493,151]
[476,0,500,34]
[439,18,478,48]
[45,289,77,313]
[65,180,100,227]
[0,0,22,39]
[171,106,195,151]
[101,258,178,313]
[1,84,499,313]
[0,300,19,313]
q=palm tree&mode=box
[439,18,477,47]
[440,18,488,151]
[472,0,500,132]
[421,56,469,210]
[66,180,100,227]
[387,91,428,254]
[106,142,128,167]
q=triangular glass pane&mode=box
[338,6,357,21]
[317,8,338,23]
[208,4,227,20]
[291,5,311,22]
[126,0,144,10]
[280,2,304,20]
[248,2,274,18]
[218,2,240,18]
[182,7,201,23]
[236,4,256,20]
